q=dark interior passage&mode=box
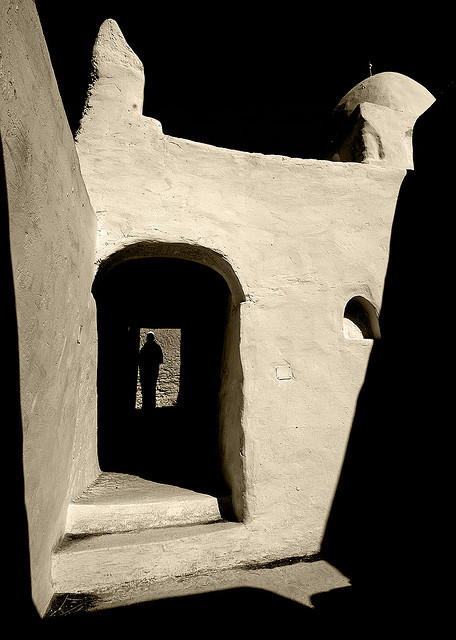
[93,257,231,496]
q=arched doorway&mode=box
[93,248,245,505]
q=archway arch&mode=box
[93,243,246,512]
[93,241,245,306]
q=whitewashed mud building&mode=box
[1,1,437,617]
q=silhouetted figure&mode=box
[138,331,163,413]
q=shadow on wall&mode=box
[2,137,38,623]
[321,83,455,614]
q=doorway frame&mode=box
[92,241,247,521]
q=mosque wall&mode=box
[75,19,409,535]
[1,4,437,617]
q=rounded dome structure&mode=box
[335,71,435,120]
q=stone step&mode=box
[50,526,349,614]
[65,472,223,535]
[52,520,244,595]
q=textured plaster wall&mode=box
[329,72,435,168]
[1,0,98,615]
[76,20,407,544]
[1,5,437,615]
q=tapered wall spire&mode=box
[77,19,147,136]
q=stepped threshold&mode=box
[66,472,223,535]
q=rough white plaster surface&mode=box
[1,0,99,616]
[3,8,437,614]
[52,532,350,608]
[335,71,435,120]
[329,72,435,167]
[75,20,418,548]
[53,520,317,594]
[66,473,222,534]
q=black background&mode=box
[35,1,454,158]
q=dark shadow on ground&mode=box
[321,83,455,623]
[37,585,387,635]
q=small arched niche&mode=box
[343,296,381,340]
